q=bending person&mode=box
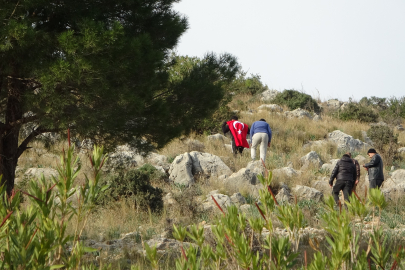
[250,119,272,162]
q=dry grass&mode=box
[15,92,405,260]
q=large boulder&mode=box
[230,192,247,206]
[284,108,312,119]
[321,159,339,173]
[260,89,279,102]
[189,152,232,177]
[328,130,368,152]
[226,168,257,186]
[202,191,233,212]
[106,145,145,171]
[246,161,266,176]
[273,167,300,178]
[168,153,194,186]
[292,185,323,202]
[169,152,231,187]
[300,151,323,170]
[311,180,331,195]
[326,99,342,108]
[257,104,283,112]
[382,169,405,189]
[275,183,293,204]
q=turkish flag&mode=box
[227,120,250,148]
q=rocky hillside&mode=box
[15,89,405,268]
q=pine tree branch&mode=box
[16,127,59,159]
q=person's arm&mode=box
[250,123,255,140]
[364,155,379,168]
[355,160,360,181]
[267,125,272,142]
[329,163,339,186]
[353,164,357,183]
[222,122,230,135]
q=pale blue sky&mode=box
[173,0,405,101]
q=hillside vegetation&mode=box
[4,88,405,269]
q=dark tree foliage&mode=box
[0,0,239,193]
[272,90,321,113]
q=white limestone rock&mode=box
[284,108,313,119]
[169,153,194,186]
[292,185,324,202]
[273,167,300,178]
[300,151,323,170]
[260,89,280,102]
[169,152,231,187]
[328,130,368,152]
[230,192,247,206]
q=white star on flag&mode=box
[238,130,242,134]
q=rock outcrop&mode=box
[106,145,145,171]
[328,130,368,151]
[300,151,323,170]
[169,152,232,186]
[260,89,279,102]
[284,108,312,119]
[275,184,293,204]
[292,185,323,202]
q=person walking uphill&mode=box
[363,148,384,189]
[222,116,250,155]
[250,119,272,162]
[329,154,357,205]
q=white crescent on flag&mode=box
[233,121,244,135]
[233,121,244,130]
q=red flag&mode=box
[227,120,250,148]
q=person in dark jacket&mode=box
[329,154,357,205]
[363,148,384,189]
[346,152,360,191]
[222,116,250,155]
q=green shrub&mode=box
[367,125,399,166]
[339,102,379,123]
[98,164,164,212]
[272,89,321,113]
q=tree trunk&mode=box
[0,76,23,195]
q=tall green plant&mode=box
[0,145,108,269]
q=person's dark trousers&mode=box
[231,140,244,155]
[369,179,384,189]
[332,180,353,205]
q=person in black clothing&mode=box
[222,116,250,155]
[329,154,357,205]
[363,148,384,189]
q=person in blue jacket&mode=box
[250,119,272,162]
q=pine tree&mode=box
[0,0,239,193]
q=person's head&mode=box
[231,115,238,121]
[259,119,266,122]
[343,154,350,158]
[346,152,352,158]
[367,148,377,158]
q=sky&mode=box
[173,0,405,101]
